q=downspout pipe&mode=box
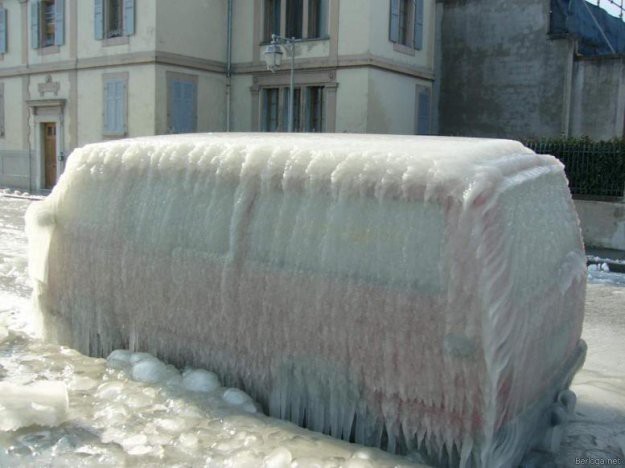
[226,0,233,131]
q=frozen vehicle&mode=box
[26,134,587,467]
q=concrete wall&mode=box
[570,57,625,140]
[575,200,625,251]
[439,0,574,139]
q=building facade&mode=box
[439,0,625,141]
[0,0,438,191]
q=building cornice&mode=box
[0,51,434,81]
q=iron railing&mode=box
[596,0,625,19]
[525,140,625,200]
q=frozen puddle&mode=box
[0,327,417,467]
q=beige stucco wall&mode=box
[575,200,625,251]
[154,65,226,134]
[76,64,156,147]
[334,69,368,133]
[231,1,254,64]
[230,75,253,131]
[337,0,371,56]
[155,0,225,62]
[77,0,156,60]
[367,68,430,134]
[1,2,25,68]
[1,78,25,149]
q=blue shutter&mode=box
[417,88,431,135]
[414,0,424,50]
[104,79,126,134]
[389,0,400,42]
[123,0,135,36]
[54,0,65,46]
[104,81,114,133]
[31,1,40,49]
[117,80,127,133]
[0,8,7,54]
[185,81,197,132]
[170,80,197,133]
[94,0,104,40]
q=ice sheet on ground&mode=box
[0,381,68,431]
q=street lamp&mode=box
[263,34,297,132]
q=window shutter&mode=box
[123,0,135,36]
[104,79,126,134]
[54,0,65,46]
[118,80,127,133]
[389,0,400,43]
[187,82,197,132]
[0,8,7,54]
[104,81,114,133]
[31,1,40,49]
[417,88,431,135]
[414,0,424,50]
[94,0,104,40]
[170,80,182,133]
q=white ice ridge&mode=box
[26,133,587,466]
[0,381,69,431]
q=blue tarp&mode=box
[551,0,625,55]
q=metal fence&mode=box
[525,140,625,200]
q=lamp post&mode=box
[263,34,297,132]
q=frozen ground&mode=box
[0,194,624,467]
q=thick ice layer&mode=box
[0,381,68,431]
[26,133,587,466]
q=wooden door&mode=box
[43,123,57,189]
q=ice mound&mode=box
[0,381,69,431]
[26,133,587,466]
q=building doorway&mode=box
[43,122,57,189]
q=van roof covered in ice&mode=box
[72,133,552,202]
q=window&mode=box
[0,83,4,138]
[103,76,127,136]
[262,86,325,132]
[307,0,328,39]
[415,86,431,135]
[305,86,324,132]
[285,0,303,39]
[389,0,424,50]
[262,88,279,132]
[30,0,64,49]
[95,0,135,41]
[263,0,328,41]
[282,88,301,131]
[167,73,198,134]
[0,6,7,55]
